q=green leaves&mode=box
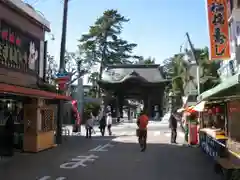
[78,9,138,70]
[78,9,139,87]
[163,47,220,95]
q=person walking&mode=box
[169,110,178,144]
[85,113,93,138]
[90,113,96,135]
[106,113,112,136]
[137,111,149,152]
[99,115,106,136]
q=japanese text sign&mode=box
[207,0,230,60]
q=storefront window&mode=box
[202,104,226,131]
[40,108,54,132]
[0,99,24,125]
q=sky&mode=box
[30,0,209,83]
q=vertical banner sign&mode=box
[207,0,230,60]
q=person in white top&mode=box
[106,113,112,135]
[85,113,93,138]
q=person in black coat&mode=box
[169,110,178,144]
[99,115,106,136]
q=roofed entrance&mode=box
[98,64,170,118]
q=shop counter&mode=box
[23,130,56,152]
[199,128,228,158]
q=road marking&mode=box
[153,131,161,136]
[56,177,67,180]
[60,154,99,169]
[38,176,66,180]
[38,176,51,180]
[89,143,114,152]
[92,138,113,141]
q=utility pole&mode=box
[56,0,69,144]
[186,32,201,96]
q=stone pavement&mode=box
[0,124,221,180]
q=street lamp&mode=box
[186,32,200,96]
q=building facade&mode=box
[219,0,240,78]
[0,0,70,155]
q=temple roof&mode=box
[101,64,167,83]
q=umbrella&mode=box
[177,108,185,113]
[192,101,206,112]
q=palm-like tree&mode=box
[195,47,220,92]
[170,54,194,96]
[162,47,220,109]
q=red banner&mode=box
[207,0,230,60]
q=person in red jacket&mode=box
[137,111,149,152]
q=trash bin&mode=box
[188,121,198,145]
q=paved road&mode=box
[0,121,221,180]
[63,120,185,140]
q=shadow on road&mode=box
[88,141,222,180]
[0,135,221,180]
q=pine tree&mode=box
[79,9,139,80]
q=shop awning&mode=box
[198,73,240,101]
[0,83,71,100]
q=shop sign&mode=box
[207,0,230,60]
[0,21,40,71]
[56,68,69,78]
[235,21,240,45]
[218,59,238,80]
[200,133,219,157]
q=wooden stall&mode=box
[23,99,56,152]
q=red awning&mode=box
[0,83,71,100]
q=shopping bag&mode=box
[136,129,140,137]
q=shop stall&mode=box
[197,73,240,179]
[199,102,228,158]
[198,100,240,179]
[23,98,56,152]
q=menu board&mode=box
[0,20,40,72]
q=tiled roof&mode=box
[101,64,167,83]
